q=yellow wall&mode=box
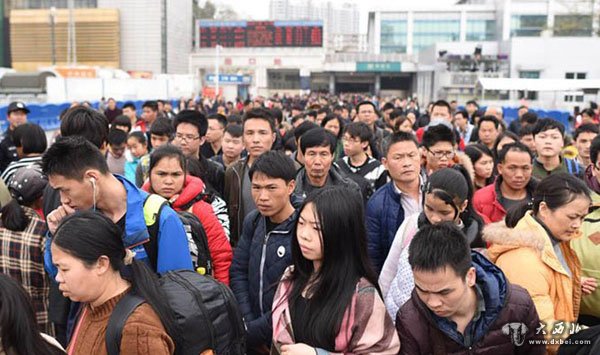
[10,8,120,71]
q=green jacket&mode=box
[532,156,584,181]
[571,190,600,318]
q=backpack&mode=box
[106,270,246,355]
[143,194,213,276]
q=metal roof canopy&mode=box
[477,78,600,92]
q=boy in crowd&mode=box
[202,113,227,159]
[134,117,174,187]
[211,124,245,170]
[230,151,298,353]
[335,122,387,194]
[532,118,584,180]
[105,128,128,176]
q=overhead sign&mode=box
[198,20,323,48]
[356,62,401,72]
[206,74,251,84]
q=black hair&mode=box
[497,141,534,163]
[518,124,535,138]
[425,166,485,247]
[390,109,404,120]
[207,113,228,129]
[13,123,47,155]
[422,124,456,148]
[299,127,336,154]
[533,118,565,138]
[224,124,243,138]
[305,110,317,119]
[142,100,158,112]
[492,131,519,160]
[294,121,319,142]
[292,104,304,112]
[320,114,345,139]
[150,117,174,138]
[477,115,500,129]
[355,101,378,116]
[60,106,109,149]
[270,108,283,125]
[464,143,494,169]
[581,108,595,118]
[122,102,136,111]
[574,123,599,141]
[248,150,296,183]
[343,122,372,142]
[42,136,109,180]
[227,114,242,126]
[382,102,395,111]
[173,110,208,137]
[285,187,378,349]
[1,198,30,232]
[0,274,63,355]
[112,116,132,132]
[107,128,128,146]
[506,173,591,228]
[53,211,178,342]
[317,107,329,115]
[432,100,451,115]
[454,110,469,120]
[590,135,600,166]
[408,222,472,278]
[128,131,147,145]
[148,144,187,181]
[520,111,538,125]
[383,131,419,157]
[466,100,479,108]
[243,108,276,133]
[291,114,305,125]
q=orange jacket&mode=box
[485,213,582,354]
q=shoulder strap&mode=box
[142,194,169,271]
[105,293,145,355]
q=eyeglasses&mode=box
[426,148,455,159]
[175,133,200,142]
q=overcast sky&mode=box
[209,0,458,32]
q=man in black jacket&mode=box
[0,101,29,173]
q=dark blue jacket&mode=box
[229,209,298,348]
[366,182,405,274]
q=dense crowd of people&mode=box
[0,92,599,354]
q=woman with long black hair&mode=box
[51,211,176,354]
[271,187,399,354]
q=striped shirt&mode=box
[1,156,43,185]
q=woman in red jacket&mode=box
[143,144,233,284]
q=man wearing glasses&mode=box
[421,123,459,176]
[172,110,225,195]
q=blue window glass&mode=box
[511,15,547,37]
[380,19,407,53]
[413,19,460,52]
[466,19,496,41]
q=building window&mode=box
[511,15,547,37]
[380,19,408,53]
[518,70,539,100]
[565,72,585,102]
[554,15,592,37]
[412,19,460,52]
[466,19,496,41]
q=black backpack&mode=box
[106,270,246,355]
[143,194,213,276]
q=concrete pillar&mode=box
[375,74,381,96]
[460,10,467,42]
[407,11,414,55]
[329,74,336,94]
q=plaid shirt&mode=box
[0,206,51,334]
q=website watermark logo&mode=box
[502,322,528,346]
